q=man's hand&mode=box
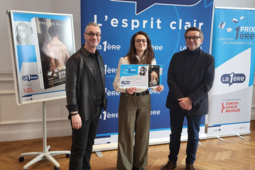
[178,97,192,111]
[71,114,82,130]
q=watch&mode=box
[70,112,78,116]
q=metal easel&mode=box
[18,102,70,170]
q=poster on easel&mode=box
[8,10,75,105]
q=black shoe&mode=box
[186,163,195,170]
[132,167,144,170]
[161,160,177,170]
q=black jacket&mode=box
[165,48,215,116]
[65,46,107,121]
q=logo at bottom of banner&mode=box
[208,122,250,135]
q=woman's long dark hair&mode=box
[126,31,155,64]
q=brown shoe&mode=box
[186,163,195,170]
[161,160,176,170]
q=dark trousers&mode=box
[168,109,202,164]
[69,106,102,170]
[117,93,151,170]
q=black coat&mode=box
[165,48,215,116]
[65,46,107,121]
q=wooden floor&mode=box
[1,121,255,170]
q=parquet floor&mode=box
[1,121,255,170]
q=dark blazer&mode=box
[165,48,215,116]
[66,46,107,121]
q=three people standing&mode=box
[66,25,214,170]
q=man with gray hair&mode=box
[66,22,107,170]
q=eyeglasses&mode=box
[185,36,200,41]
[85,32,101,37]
[135,39,147,43]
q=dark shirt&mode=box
[184,47,200,96]
[89,53,103,106]
[66,45,107,121]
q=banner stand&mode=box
[209,132,249,141]
[207,7,254,140]
[18,102,70,170]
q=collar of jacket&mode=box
[80,45,100,57]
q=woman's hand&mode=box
[155,85,164,92]
[126,87,137,94]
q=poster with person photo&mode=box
[31,17,73,89]
[8,10,75,105]
[15,21,34,45]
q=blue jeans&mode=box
[168,109,202,164]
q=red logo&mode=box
[23,88,34,94]
[221,103,225,113]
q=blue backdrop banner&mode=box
[81,0,214,145]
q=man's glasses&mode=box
[185,36,200,41]
[85,32,101,37]
[135,39,147,43]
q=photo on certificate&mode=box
[138,66,147,76]
[148,65,160,87]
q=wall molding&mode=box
[0,77,13,82]
[251,113,255,120]
[0,125,71,142]
[0,73,12,75]
[0,73,13,81]
[0,90,15,94]
[0,117,69,125]
[0,73,15,94]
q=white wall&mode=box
[214,0,255,8]
[0,0,255,142]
